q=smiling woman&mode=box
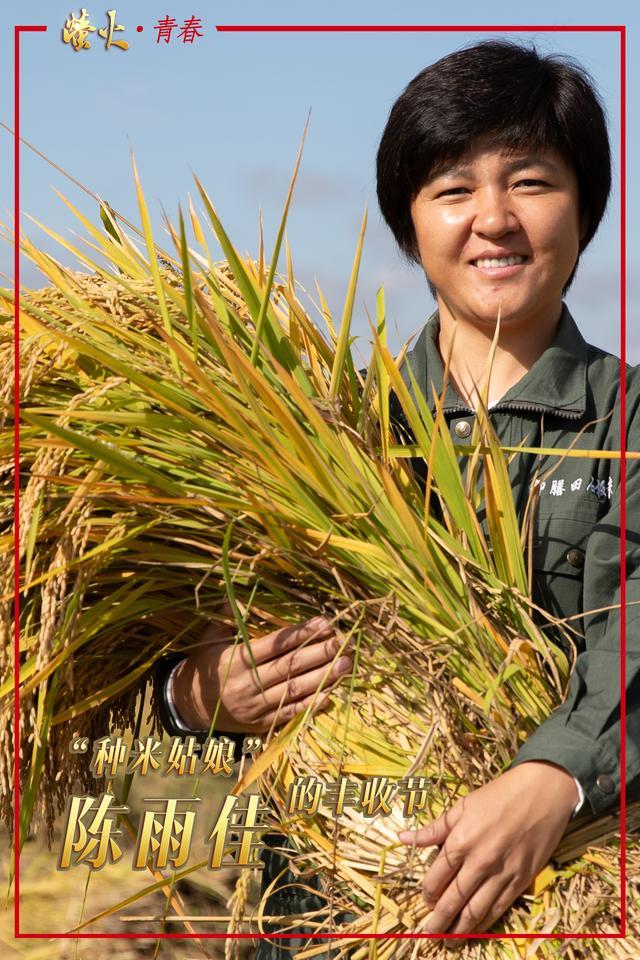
[155,38,638,957]
[376,38,612,411]
[371,38,637,945]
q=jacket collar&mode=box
[402,303,588,419]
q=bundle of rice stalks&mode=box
[1,159,638,957]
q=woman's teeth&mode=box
[474,255,527,268]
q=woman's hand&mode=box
[171,608,352,734]
[398,760,579,945]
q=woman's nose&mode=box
[472,188,520,237]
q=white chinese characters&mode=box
[533,476,614,499]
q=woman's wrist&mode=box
[518,759,581,817]
[170,653,211,730]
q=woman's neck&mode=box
[436,303,563,410]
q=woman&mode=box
[157,39,639,952]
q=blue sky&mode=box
[1,0,637,362]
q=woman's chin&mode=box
[469,298,542,329]
[438,292,560,332]
[458,305,522,329]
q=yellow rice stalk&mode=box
[0,167,637,956]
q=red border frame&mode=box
[12,21,627,946]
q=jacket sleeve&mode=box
[508,369,640,818]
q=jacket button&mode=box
[596,774,615,794]
[566,548,585,568]
[454,420,472,439]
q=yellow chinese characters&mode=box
[58,793,127,870]
[98,10,129,50]
[134,798,199,870]
[62,9,96,51]
[90,735,127,778]
[62,9,128,51]
[285,775,433,818]
[208,795,271,869]
[86,734,240,777]
[57,775,434,873]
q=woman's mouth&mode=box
[470,254,529,277]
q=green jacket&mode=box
[398,304,640,818]
[156,303,636,955]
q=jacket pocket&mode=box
[529,516,597,655]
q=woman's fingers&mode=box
[247,655,353,717]
[200,612,352,732]
[199,610,335,663]
[446,876,519,939]
[257,634,344,688]
[423,863,490,935]
[220,619,342,685]
[247,617,335,665]
[419,834,465,910]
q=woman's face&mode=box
[409,141,583,334]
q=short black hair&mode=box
[376,39,611,293]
